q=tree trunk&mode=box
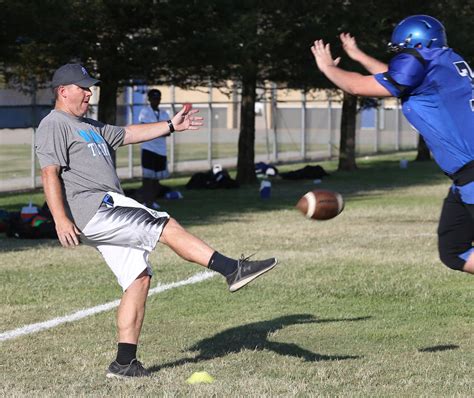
[415,134,431,161]
[97,75,119,166]
[236,70,257,184]
[98,76,118,125]
[338,91,358,171]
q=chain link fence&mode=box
[0,94,417,192]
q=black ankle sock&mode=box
[116,343,137,365]
[208,251,238,276]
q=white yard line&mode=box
[0,271,216,342]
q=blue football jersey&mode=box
[375,47,474,203]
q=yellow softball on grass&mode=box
[186,371,215,384]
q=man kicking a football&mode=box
[35,63,278,378]
[311,15,474,275]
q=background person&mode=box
[311,15,474,275]
[35,63,278,379]
[138,88,171,209]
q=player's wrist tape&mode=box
[167,120,175,133]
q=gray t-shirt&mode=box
[35,110,126,230]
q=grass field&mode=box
[0,152,473,397]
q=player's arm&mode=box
[41,165,80,247]
[123,105,202,145]
[339,33,388,74]
[311,39,392,97]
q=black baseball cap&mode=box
[52,63,100,88]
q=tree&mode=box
[4,0,162,124]
[158,0,343,183]
[327,1,392,171]
[5,0,343,182]
[6,0,473,179]
[339,92,358,170]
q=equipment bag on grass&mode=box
[5,203,57,239]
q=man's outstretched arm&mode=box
[311,39,392,97]
[123,105,203,145]
[41,165,81,247]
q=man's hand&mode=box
[311,40,341,74]
[172,104,204,132]
[339,32,388,74]
[123,104,204,144]
[55,216,81,247]
[339,33,363,61]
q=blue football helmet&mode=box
[388,15,447,51]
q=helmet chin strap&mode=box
[426,38,437,48]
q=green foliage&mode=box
[4,1,473,91]
[4,0,161,89]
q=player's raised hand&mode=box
[172,104,204,132]
[339,33,362,61]
[311,40,341,74]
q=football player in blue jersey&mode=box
[311,15,474,275]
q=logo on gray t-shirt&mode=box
[77,129,112,157]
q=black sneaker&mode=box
[106,359,150,379]
[226,255,278,292]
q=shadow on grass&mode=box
[418,344,459,353]
[136,157,448,228]
[0,156,448,250]
[0,237,58,252]
[148,314,368,373]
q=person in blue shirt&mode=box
[311,15,474,275]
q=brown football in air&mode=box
[296,189,344,220]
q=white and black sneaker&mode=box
[106,358,150,379]
[226,255,278,292]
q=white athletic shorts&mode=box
[81,191,170,291]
